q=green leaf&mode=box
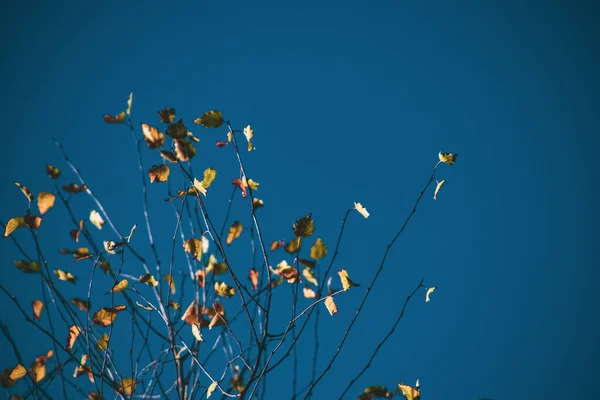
[14,260,40,273]
[310,238,327,260]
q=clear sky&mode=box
[1,0,598,399]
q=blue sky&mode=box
[1,0,598,399]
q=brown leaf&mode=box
[46,164,61,179]
[36,192,55,215]
[270,240,285,252]
[248,268,259,291]
[54,269,77,284]
[292,214,314,238]
[71,298,91,312]
[226,221,243,245]
[141,123,165,149]
[174,138,196,161]
[103,112,125,124]
[70,220,84,242]
[231,178,247,198]
[15,182,33,202]
[32,300,43,321]
[148,165,170,183]
[62,183,88,194]
[92,305,127,327]
[158,108,176,124]
[65,325,81,351]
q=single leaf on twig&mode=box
[303,286,317,298]
[338,269,360,291]
[398,383,420,400]
[248,268,258,290]
[207,381,218,398]
[426,287,436,303]
[65,325,81,351]
[14,182,33,202]
[270,240,285,252]
[302,268,318,286]
[46,164,61,179]
[232,178,247,198]
[434,180,446,200]
[175,139,196,161]
[29,350,53,383]
[293,214,314,238]
[15,260,40,273]
[354,202,370,218]
[201,168,217,188]
[37,192,55,215]
[103,112,125,124]
[243,125,255,151]
[96,333,109,351]
[54,269,77,284]
[194,110,223,128]
[139,273,158,287]
[71,298,91,312]
[141,123,165,149]
[285,237,301,253]
[324,296,338,315]
[4,217,26,237]
[226,221,243,245]
[310,238,327,260]
[438,152,458,165]
[62,183,87,194]
[107,279,128,294]
[89,210,104,230]
[158,108,176,124]
[215,282,236,298]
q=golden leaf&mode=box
[207,381,218,398]
[426,287,436,303]
[270,240,285,252]
[32,300,43,321]
[148,165,170,183]
[175,138,196,161]
[302,268,318,286]
[285,237,301,253]
[96,333,109,351]
[54,269,77,284]
[303,286,317,298]
[438,152,458,165]
[36,192,55,215]
[164,274,176,294]
[338,269,360,291]
[136,301,154,311]
[139,273,158,287]
[183,238,203,260]
[166,119,188,139]
[119,378,136,395]
[46,164,61,179]
[160,150,178,163]
[193,178,207,196]
[126,93,133,115]
[243,125,255,151]
[252,198,264,210]
[0,365,26,388]
[292,214,314,238]
[141,123,165,149]
[158,107,176,124]
[194,110,223,128]
[62,183,88,193]
[246,178,259,190]
[206,256,228,275]
[89,210,104,230]
[92,305,127,327]
[65,325,81,351]
[29,350,53,383]
[310,238,327,260]
[398,383,420,400]
[71,298,91,312]
[201,167,217,189]
[191,323,204,341]
[14,260,40,273]
[434,180,446,200]
[181,301,200,324]
[168,300,180,310]
[73,247,92,262]
[4,217,26,237]
[15,182,33,202]
[108,279,128,294]
[324,296,338,315]
[354,202,370,218]
[226,221,243,245]
[215,282,236,298]
[70,220,84,242]
[248,268,258,291]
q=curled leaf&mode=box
[324,296,338,315]
[139,273,158,287]
[71,298,91,312]
[194,110,223,128]
[89,210,104,230]
[46,164,61,179]
[270,240,285,252]
[193,178,207,196]
[207,381,218,398]
[246,178,259,190]
[29,350,53,383]
[65,325,81,351]
[191,323,204,341]
[108,279,128,294]
[70,220,84,242]
[183,238,203,260]
[148,165,170,183]
[54,269,77,284]
[126,93,133,115]
[92,305,127,327]
[141,123,165,149]
[434,180,446,200]
[232,178,247,198]
[226,221,243,245]
[215,282,236,298]
[338,269,360,291]
[438,152,458,165]
[398,383,420,400]
[354,202,370,218]
[15,182,33,202]
[181,301,200,324]
[160,150,178,163]
[103,112,125,124]
[37,192,56,215]
[158,108,176,124]
[243,125,255,151]
[426,287,436,303]
[252,198,264,210]
[248,268,259,290]
[32,300,43,321]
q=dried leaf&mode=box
[119,378,136,395]
[29,350,53,383]
[46,164,61,179]
[434,180,446,200]
[230,373,245,393]
[193,178,207,196]
[206,256,228,275]
[252,198,264,210]
[4,217,26,237]
[183,238,203,260]
[303,286,317,298]
[166,119,188,139]
[24,214,42,229]
[324,296,338,315]
[158,108,176,124]
[99,260,111,274]
[248,268,258,291]
[54,269,77,284]
[70,220,84,242]
[71,298,91,312]
[126,93,133,115]
[215,282,236,298]
[426,287,436,303]
[196,269,206,288]
[65,325,81,351]
[194,110,223,128]
[243,125,255,151]
[338,269,360,291]
[139,273,158,287]
[160,150,178,163]
[310,238,327,259]
[207,381,218,398]
[285,237,301,253]
[438,152,458,165]
[293,214,314,238]
[191,323,204,341]
[14,260,40,273]
[89,210,104,230]
[354,202,370,218]
[108,279,128,294]
[246,178,259,190]
[226,221,243,245]
[73,247,91,262]
[299,258,316,269]
[164,274,176,294]
[168,300,180,310]
[104,112,125,123]
[302,268,318,286]
[270,240,285,252]
[96,333,109,351]
[398,383,420,400]
[73,354,94,382]
[14,182,33,202]
[232,178,247,198]
[141,123,165,149]
[175,139,196,161]
[32,300,43,321]
[201,167,217,189]
[92,305,127,327]
[148,165,170,183]
[181,301,200,324]
[135,301,154,311]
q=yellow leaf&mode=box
[252,198,264,210]
[310,238,327,260]
[247,178,259,190]
[89,210,104,230]
[136,301,154,311]
[65,325,81,351]
[191,323,204,341]
[70,219,84,242]
[54,269,77,284]
[126,92,133,115]
[164,274,176,294]
[73,354,94,382]
[71,298,91,312]
[92,305,126,327]
[62,183,88,193]
[168,300,180,310]
[302,268,318,286]
[35,192,55,216]
[119,378,136,395]
[175,138,196,161]
[194,110,223,128]
[4,217,26,237]
[206,256,228,275]
[207,381,218,398]
[14,260,40,273]
[270,240,285,252]
[158,108,176,124]
[434,180,446,201]
[32,300,43,321]
[324,296,338,315]
[148,165,170,183]
[426,287,436,303]
[201,167,217,189]
[438,152,458,165]
[354,202,370,218]
[226,221,243,245]
[29,350,52,383]
[215,282,236,298]
[141,123,165,149]
[166,119,188,139]
[292,214,314,238]
[108,279,128,294]
[193,178,207,196]
[248,268,259,291]
[96,333,109,351]
[183,238,203,260]
[285,237,302,253]
[338,269,360,291]
[303,286,316,299]
[46,164,61,179]
[139,273,158,287]
[73,247,92,262]
[14,182,33,202]
[243,125,255,151]
[398,383,420,400]
[10,365,26,381]
[0,364,27,388]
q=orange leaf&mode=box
[248,268,258,291]
[37,192,56,215]
[103,112,125,124]
[231,178,247,198]
[65,325,81,351]
[92,305,126,327]
[270,240,284,252]
[32,300,43,321]
[226,221,243,245]
[324,296,338,315]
